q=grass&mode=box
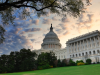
[0,64,100,75]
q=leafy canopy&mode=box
[0,0,91,43]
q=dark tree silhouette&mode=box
[37,51,57,67]
[0,48,37,73]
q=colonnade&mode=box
[68,35,100,53]
[43,44,61,49]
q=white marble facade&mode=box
[33,24,100,63]
[66,30,100,63]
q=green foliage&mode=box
[61,59,67,67]
[86,59,92,64]
[57,59,67,67]
[0,25,5,44]
[43,64,50,69]
[76,60,84,64]
[57,59,61,67]
[69,59,76,66]
[85,63,89,65]
[0,48,37,73]
[38,64,50,70]
[37,51,57,69]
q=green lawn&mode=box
[1,64,100,75]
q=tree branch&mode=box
[5,0,9,3]
[0,0,57,11]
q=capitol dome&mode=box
[41,24,61,50]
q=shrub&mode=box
[85,63,89,65]
[38,64,50,70]
[57,59,62,67]
[69,59,76,66]
[86,59,92,64]
[76,60,84,64]
[37,66,43,70]
[57,62,62,67]
[54,60,58,67]
[43,64,50,69]
[77,62,85,66]
[50,66,53,68]
[62,59,67,66]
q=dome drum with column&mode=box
[41,24,61,50]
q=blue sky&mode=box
[0,0,100,55]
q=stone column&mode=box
[74,42,75,52]
[97,35,100,47]
[93,36,96,48]
[70,44,71,53]
[69,44,71,53]
[77,42,78,51]
[69,44,70,53]
[91,51,93,55]
[95,50,97,55]
[90,37,92,49]
[80,41,81,51]
[86,38,88,50]
[83,39,84,50]
[95,36,98,47]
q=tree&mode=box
[86,59,92,64]
[37,52,49,66]
[69,59,76,66]
[57,59,62,67]
[37,51,57,69]
[14,48,37,71]
[62,59,67,66]
[0,54,9,73]
[0,25,5,44]
[46,51,57,66]
[0,48,37,73]
[0,0,91,43]
[6,52,15,72]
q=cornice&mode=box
[66,30,100,44]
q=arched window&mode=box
[76,54,77,57]
[93,51,95,54]
[79,54,81,56]
[97,50,99,53]
[73,54,74,57]
[70,55,71,58]
[82,53,84,56]
[89,51,91,55]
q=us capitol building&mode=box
[33,24,100,63]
